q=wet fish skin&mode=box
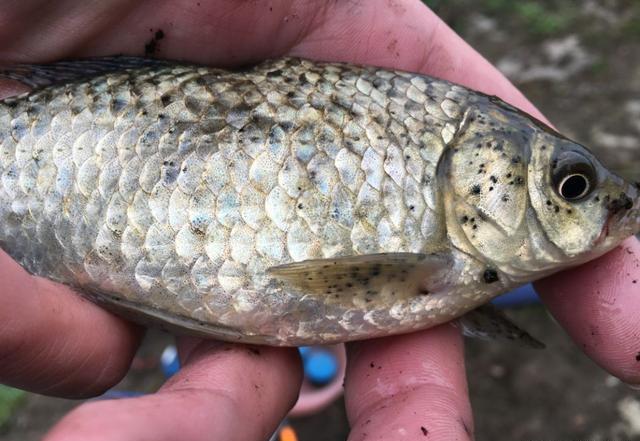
[0,57,637,345]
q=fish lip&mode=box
[601,185,640,244]
[595,184,640,248]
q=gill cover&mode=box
[443,105,534,265]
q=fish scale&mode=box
[0,57,637,345]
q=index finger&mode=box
[536,237,640,386]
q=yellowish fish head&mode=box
[528,132,639,261]
[442,97,638,278]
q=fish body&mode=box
[0,57,637,345]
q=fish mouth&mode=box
[599,183,640,246]
[593,184,640,252]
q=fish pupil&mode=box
[559,174,590,200]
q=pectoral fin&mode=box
[459,304,545,349]
[267,253,452,307]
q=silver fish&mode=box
[0,57,637,345]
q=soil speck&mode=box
[144,28,165,56]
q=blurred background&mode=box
[1,1,639,440]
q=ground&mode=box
[1,1,639,440]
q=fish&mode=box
[0,57,637,346]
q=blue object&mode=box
[492,284,540,308]
[160,345,180,377]
[298,346,312,360]
[304,349,338,386]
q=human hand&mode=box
[0,1,638,440]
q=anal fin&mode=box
[459,304,545,349]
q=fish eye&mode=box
[552,152,597,202]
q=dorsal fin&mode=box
[0,56,173,88]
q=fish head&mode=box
[528,131,639,262]
[443,99,638,276]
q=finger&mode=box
[344,325,473,441]
[536,237,640,385]
[0,250,142,398]
[45,341,302,441]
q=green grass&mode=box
[0,386,26,428]
[424,0,577,37]
[424,0,640,42]
[513,2,574,35]
[621,21,640,38]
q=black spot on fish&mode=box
[160,93,172,107]
[110,98,127,113]
[162,161,179,184]
[470,185,481,195]
[266,69,282,78]
[483,269,499,284]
